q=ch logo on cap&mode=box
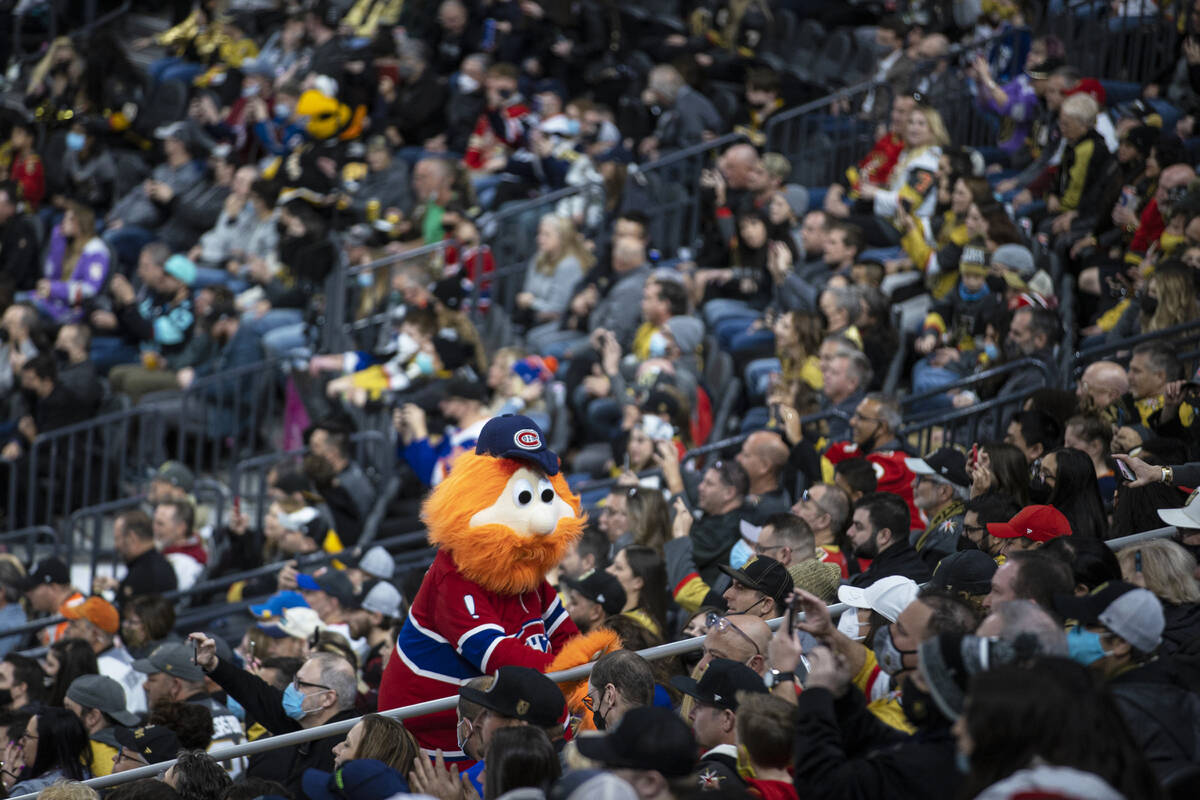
[516,699,530,715]
[514,429,541,450]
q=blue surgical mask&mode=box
[281,684,309,720]
[226,694,245,721]
[274,103,292,119]
[729,539,755,570]
[1066,626,1110,666]
[357,271,374,288]
[648,331,668,359]
[415,351,435,375]
[65,132,86,152]
[565,118,581,137]
[983,342,999,361]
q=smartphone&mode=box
[1116,458,1136,483]
[787,595,802,636]
[969,444,979,470]
[191,638,199,666]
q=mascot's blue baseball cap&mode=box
[475,414,559,475]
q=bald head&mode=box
[1079,360,1130,410]
[916,33,949,59]
[737,431,788,491]
[700,613,771,676]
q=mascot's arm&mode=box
[438,583,560,674]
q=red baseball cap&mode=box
[986,505,1072,543]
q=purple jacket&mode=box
[37,226,111,323]
[977,74,1039,155]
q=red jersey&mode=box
[464,102,533,171]
[824,442,923,531]
[852,132,904,188]
[746,778,798,800]
[378,549,577,756]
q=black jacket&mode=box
[849,542,932,588]
[793,686,959,800]
[1163,602,1200,656]
[118,547,177,604]
[209,658,357,793]
[1108,659,1200,786]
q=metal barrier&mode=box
[1070,318,1200,381]
[1043,0,1181,84]
[899,386,1041,453]
[0,526,63,564]
[901,358,1057,425]
[338,240,454,351]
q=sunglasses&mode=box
[705,612,761,655]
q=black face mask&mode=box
[1029,476,1052,504]
[591,706,607,731]
[0,688,14,708]
[53,347,71,363]
[899,674,947,729]
[956,534,981,552]
[0,327,10,344]
[1140,294,1159,316]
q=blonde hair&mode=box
[1117,539,1200,605]
[36,781,99,800]
[59,201,98,283]
[1144,268,1200,334]
[535,215,596,275]
[913,106,951,149]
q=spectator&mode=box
[0,559,27,657]
[672,461,749,585]
[791,482,854,576]
[0,303,41,406]
[607,545,667,636]
[398,378,492,488]
[997,306,1061,399]
[331,713,419,774]
[828,393,921,530]
[958,492,1023,554]
[516,215,593,339]
[306,422,378,541]
[93,510,178,603]
[44,638,98,708]
[1064,414,1117,506]
[147,702,214,753]
[717,555,794,620]
[483,727,561,798]
[0,182,41,295]
[585,650,655,731]
[1076,360,1130,417]
[119,595,176,660]
[53,323,103,416]
[905,447,970,562]
[638,65,723,159]
[574,706,697,800]
[1115,539,1200,655]
[847,493,931,587]
[984,549,1075,613]
[861,17,915,121]
[295,569,366,660]
[1004,409,1063,465]
[194,635,357,793]
[0,653,45,710]
[736,693,798,800]
[111,726,181,776]
[558,525,609,582]
[153,500,206,591]
[734,431,791,522]
[670,658,767,787]
[1038,448,1107,539]
[62,596,147,714]
[563,571,626,634]
[22,201,110,325]
[64,674,141,778]
[815,337,872,441]
[0,708,89,796]
[1,353,92,463]
[18,557,84,645]
[626,488,670,554]
[163,750,232,800]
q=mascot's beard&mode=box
[445,516,585,595]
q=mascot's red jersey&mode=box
[379,415,584,756]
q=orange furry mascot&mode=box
[378,415,617,755]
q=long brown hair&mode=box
[356,714,420,776]
[60,201,97,282]
[626,488,670,555]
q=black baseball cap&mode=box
[574,706,696,776]
[296,568,360,610]
[113,725,182,765]
[905,447,970,489]
[929,549,997,595]
[474,414,560,476]
[1026,57,1064,80]
[562,572,627,617]
[718,556,794,609]
[18,557,70,591]
[443,376,489,404]
[458,665,566,727]
[669,658,767,710]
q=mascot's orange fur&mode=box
[379,415,619,755]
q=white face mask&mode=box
[457,73,480,94]
[396,331,419,361]
[837,608,865,641]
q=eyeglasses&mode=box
[801,488,832,517]
[293,677,332,692]
[599,506,626,517]
[753,542,784,556]
[705,613,761,655]
[581,688,605,712]
[963,523,987,539]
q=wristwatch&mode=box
[764,669,795,689]
[1162,466,1175,485]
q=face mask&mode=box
[1029,476,1052,504]
[591,705,607,731]
[0,327,10,344]
[0,688,13,708]
[728,539,755,571]
[983,342,999,361]
[497,88,514,101]
[415,351,435,375]
[955,749,971,774]
[872,624,916,676]
[958,282,989,302]
[1066,626,1110,666]
[396,331,420,361]
[282,684,312,720]
[837,608,864,641]
[274,103,293,119]
[899,674,947,729]
[564,118,581,137]
[648,331,668,359]
[1139,295,1158,316]
[65,131,86,152]
[457,73,480,93]
[242,84,260,98]
[53,347,71,363]
[956,533,981,552]
[357,271,374,288]
[226,694,245,721]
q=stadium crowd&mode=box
[2,0,1200,799]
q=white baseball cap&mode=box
[837,575,919,622]
[1157,488,1200,530]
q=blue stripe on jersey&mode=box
[395,619,482,683]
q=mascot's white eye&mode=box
[513,478,535,507]
[537,478,554,504]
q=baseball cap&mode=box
[574,706,696,777]
[154,461,195,493]
[929,550,997,595]
[62,596,120,635]
[458,666,566,727]
[550,770,638,800]
[132,642,207,682]
[738,520,763,544]
[17,556,70,591]
[905,447,970,488]
[302,759,409,800]
[918,634,1031,720]
[113,725,181,765]
[992,244,1035,278]
[351,546,395,580]
[837,574,919,622]
[669,657,767,710]
[562,572,627,617]
[718,556,794,610]
[474,414,560,476]
[443,376,489,404]
[66,675,140,727]
[1157,487,1200,529]
[164,254,197,287]
[259,606,324,640]
[360,580,402,618]
[663,315,704,357]
[987,505,1072,543]
[248,590,309,620]
[1026,57,1064,79]
[1052,580,1164,653]
[296,569,359,609]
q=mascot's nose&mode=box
[528,503,559,536]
